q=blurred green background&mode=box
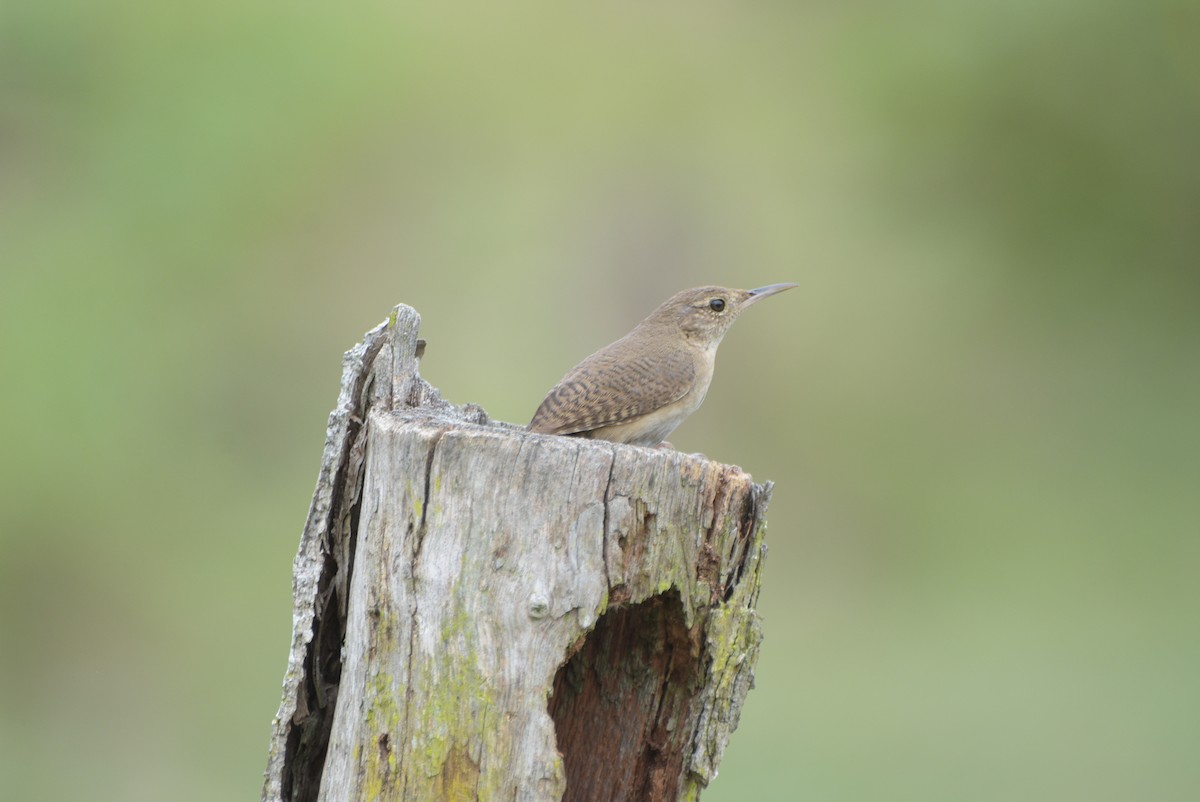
[2,1,1197,800]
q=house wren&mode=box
[528,284,797,447]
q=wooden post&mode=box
[262,305,773,802]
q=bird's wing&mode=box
[528,339,695,436]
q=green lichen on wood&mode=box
[685,512,768,792]
[361,670,403,801]
[360,604,406,800]
[403,591,501,799]
[430,741,482,801]
[680,778,705,802]
[353,583,507,800]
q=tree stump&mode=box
[262,305,773,802]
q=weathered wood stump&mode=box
[262,305,773,802]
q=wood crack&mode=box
[600,444,617,596]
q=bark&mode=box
[263,305,772,802]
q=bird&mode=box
[528,284,797,447]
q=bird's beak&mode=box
[744,283,798,306]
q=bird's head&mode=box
[648,283,798,345]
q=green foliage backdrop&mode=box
[1,2,1196,800]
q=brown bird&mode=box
[528,284,797,447]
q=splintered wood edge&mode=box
[264,304,476,802]
[261,313,393,801]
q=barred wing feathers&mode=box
[528,340,694,436]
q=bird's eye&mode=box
[709,298,726,312]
